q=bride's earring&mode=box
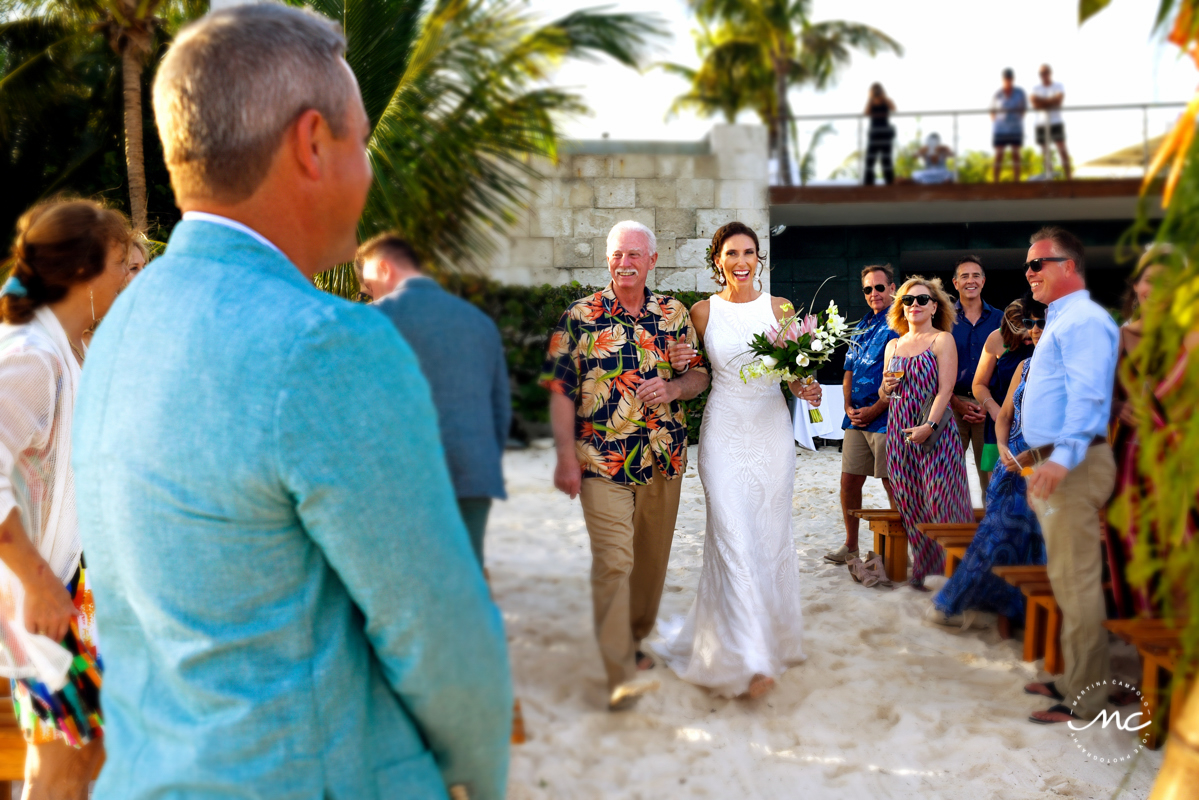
[754,266,763,292]
[90,288,95,322]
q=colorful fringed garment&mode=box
[11,564,103,747]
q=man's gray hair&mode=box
[606,221,657,256]
[153,3,351,203]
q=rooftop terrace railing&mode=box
[781,101,1189,184]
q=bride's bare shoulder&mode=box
[769,295,794,321]
[690,298,712,321]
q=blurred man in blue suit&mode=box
[72,4,511,799]
[358,234,511,566]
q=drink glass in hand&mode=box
[883,358,905,397]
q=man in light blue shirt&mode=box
[72,5,511,798]
[1017,226,1118,727]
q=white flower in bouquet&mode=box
[797,353,810,368]
[761,355,778,369]
[811,338,824,352]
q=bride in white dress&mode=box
[656,222,822,699]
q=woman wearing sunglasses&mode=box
[879,277,974,589]
[971,301,1036,480]
[932,293,1048,626]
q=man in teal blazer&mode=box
[72,5,511,799]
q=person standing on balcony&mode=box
[864,83,896,186]
[1031,65,1072,180]
[991,68,1027,182]
[950,256,1003,495]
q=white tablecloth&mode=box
[793,383,845,451]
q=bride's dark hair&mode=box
[708,221,767,286]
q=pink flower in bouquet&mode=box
[798,314,818,335]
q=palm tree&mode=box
[0,0,199,235]
[660,23,774,125]
[306,0,664,295]
[97,0,166,233]
[670,0,902,185]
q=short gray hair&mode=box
[153,3,351,203]
[606,221,657,256]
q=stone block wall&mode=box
[487,125,770,293]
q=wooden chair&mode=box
[1104,618,1189,749]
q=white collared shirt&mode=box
[181,212,284,257]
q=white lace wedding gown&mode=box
[656,293,806,697]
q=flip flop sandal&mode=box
[1024,681,1065,702]
[1028,704,1080,725]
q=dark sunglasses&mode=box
[1022,318,1047,329]
[901,294,934,307]
[1024,257,1070,273]
[862,283,888,295]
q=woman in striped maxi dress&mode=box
[880,277,974,589]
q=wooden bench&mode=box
[1104,618,1189,749]
[917,523,978,577]
[1020,582,1064,675]
[0,684,24,793]
[849,508,984,583]
[848,509,908,583]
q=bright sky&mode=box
[527,0,1196,176]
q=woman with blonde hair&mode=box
[0,199,131,798]
[880,276,974,589]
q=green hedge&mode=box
[442,276,711,442]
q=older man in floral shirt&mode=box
[542,221,709,710]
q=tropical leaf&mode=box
[603,392,644,442]
[1078,0,1114,24]
[579,365,614,418]
[307,0,664,292]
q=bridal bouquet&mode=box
[739,300,857,422]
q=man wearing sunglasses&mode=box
[950,256,1003,496]
[1018,226,1119,726]
[825,265,899,564]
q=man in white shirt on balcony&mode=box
[1031,64,1072,180]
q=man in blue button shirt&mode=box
[950,256,1003,493]
[1017,227,1118,726]
[825,264,899,564]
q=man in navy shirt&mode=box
[825,264,899,564]
[950,256,1003,494]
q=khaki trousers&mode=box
[579,461,682,691]
[953,399,988,490]
[1029,444,1117,718]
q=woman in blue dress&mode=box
[931,294,1047,622]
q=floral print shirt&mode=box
[540,284,707,485]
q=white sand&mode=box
[492,444,1163,799]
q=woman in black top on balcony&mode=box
[864,83,896,186]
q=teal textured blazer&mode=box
[73,220,512,800]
